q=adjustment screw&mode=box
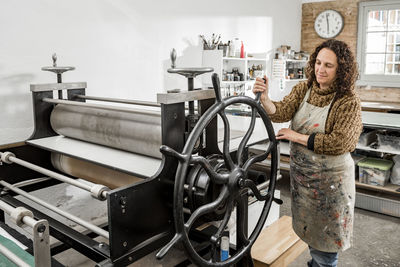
[238,179,245,188]
[123,241,127,247]
[120,196,127,206]
[37,224,46,233]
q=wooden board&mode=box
[251,216,305,266]
[356,181,400,197]
[268,239,308,267]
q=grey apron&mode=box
[289,89,355,252]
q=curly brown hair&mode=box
[306,39,358,98]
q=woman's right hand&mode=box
[252,75,276,114]
[252,75,269,103]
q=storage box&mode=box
[357,158,393,186]
[352,154,367,178]
[358,129,377,146]
[377,130,400,151]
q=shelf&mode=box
[223,57,246,61]
[247,58,267,61]
[222,57,266,61]
[222,80,257,84]
[362,111,400,131]
[283,78,307,82]
[221,81,247,84]
[356,181,400,196]
[284,59,308,62]
[356,144,400,155]
[361,101,400,112]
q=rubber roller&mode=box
[51,153,142,189]
[50,104,162,158]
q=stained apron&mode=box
[289,89,355,252]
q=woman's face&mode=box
[315,48,338,89]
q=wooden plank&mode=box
[270,239,308,267]
[251,216,300,265]
[356,181,400,197]
[356,87,400,104]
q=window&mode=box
[357,0,400,87]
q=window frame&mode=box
[357,0,400,87]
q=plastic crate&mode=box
[357,157,393,186]
[356,192,400,218]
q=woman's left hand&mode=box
[276,128,298,141]
[277,128,309,146]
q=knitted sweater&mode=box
[269,81,362,155]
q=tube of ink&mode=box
[220,236,229,261]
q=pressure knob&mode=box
[170,48,177,69]
[41,53,75,83]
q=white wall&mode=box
[0,0,302,144]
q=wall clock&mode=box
[314,10,344,38]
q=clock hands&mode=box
[326,13,330,35]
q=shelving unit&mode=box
[271,59,307,81]
[269,59,308,99]
[202,49,268,99]
[354,111,400,217]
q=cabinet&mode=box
[202,50,268,100]
[353,111,400,217]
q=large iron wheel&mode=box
[157,73,279,266]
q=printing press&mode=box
[0,53,280,267]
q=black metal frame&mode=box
[0,82,222,266]
[0,73,279,266]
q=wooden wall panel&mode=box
[301,0,400,103]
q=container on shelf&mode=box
[357,157,393,186]
[377,130,400,151]
[358,129,378,146]
[352,154,367,178]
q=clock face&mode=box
[314,10,344,38]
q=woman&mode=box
[253,39,362,267]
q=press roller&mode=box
[51,153,142,189]
[50,103,163,159]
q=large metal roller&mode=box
[51,153,142,189]
[50,104,162,158]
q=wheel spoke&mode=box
[236,200,250,247]
[211,242,218,263]
[243,179,270,201]
[211,199,234,244]
[191,156,229,184]
[242,142,273,170]
[237,107,256,166]
[156,233,182,259]
[219,111,235,170]
[184,186,229,231]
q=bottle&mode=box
[240,41,245,58]
[220,235,229,261]
[229,40,235,57]
[233,38,240,57]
